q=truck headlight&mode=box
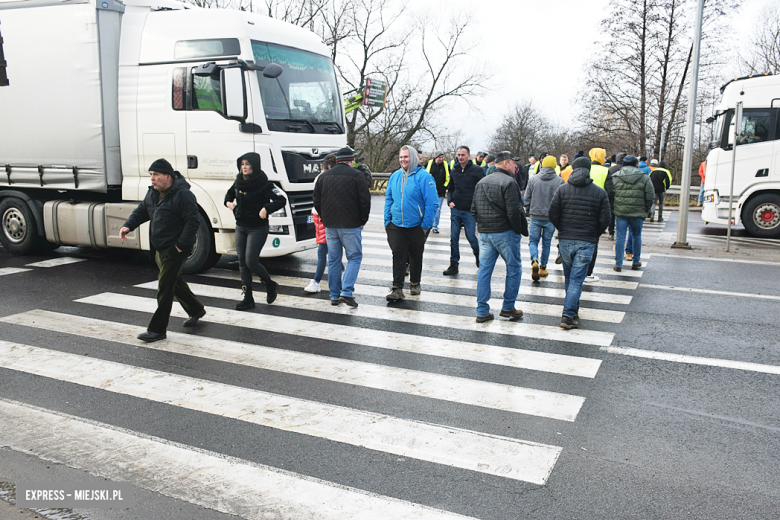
[268,225,289,235]
[703,191,718,204]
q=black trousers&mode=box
[235,225,272,289]
[148,247,204,333]
[386,223,427,287]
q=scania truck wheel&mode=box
[742,193,780,238]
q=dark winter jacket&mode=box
[313,162,371,228]
[124,174,200,254]
[650,167,673,194]
[608,153,626,177]
[447,160,485,210]
[471,167,526,235]
[548,166,611,243]
[613,166,655,217]
[224,153,286,228]
[524,166,564,221]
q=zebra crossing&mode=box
[0,229,647,519]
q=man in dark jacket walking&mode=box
[613,155,654,272]
[425,150,449,233]
[548,157,611,330]
[649,160,673,222]
[313,147,371,307]
[120,158,206,342]
[444,146,484,275]
[471,152,525,323]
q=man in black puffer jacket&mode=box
[471,152,526,323]
[444,145,484,275]
[313,147,371,308]
[120,158,206,342]
[548,156,611,330]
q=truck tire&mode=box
[182,212,221,274]
[0,197,40,255]
[742,193,780,238]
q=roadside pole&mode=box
[672,0,705,249]
[726,102,743,252]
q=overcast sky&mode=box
[413,0,774,153]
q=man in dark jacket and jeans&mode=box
[120,158,206,342]
[548,156,611,330]
[471,152,525,323]
[313,147,371,307]
[444,146,484,275]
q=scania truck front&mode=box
[0,0,345,272]
[702,74,780,238]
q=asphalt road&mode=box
[0,200,778,520]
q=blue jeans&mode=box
[528,219,555,267]
[326,227,362,300]
[698,183,705,203]
[433,196,445,230]
[314,243,328,283]
[558,239,595,319]
[450,207,479,263]
[476,230,522,317]
[615,217,643,267]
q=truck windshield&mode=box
[251,41,342,133]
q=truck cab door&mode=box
[734,108,774,191]
[186,65,255,191]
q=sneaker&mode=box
[330,299,340,306]
[183,308,206,327]
[555,254,562,265]
[531,260,540,281]
[573,314,581,327]
[658,218,664,222]
[539,267,549,277]
[608,234,615,240]
[476,313,494,323]
[304,280,321,293]
[443,262,458,276]
[499,309,523,319]
[339,295,358,308]
[650,216,654,222]
[386,287,405,301]
[613,266,622,272]
[432,228,439,234]
[559,316,578,330]
[410,283,421,296]
[631,262,642,270]
[584,275,599,283]
[625,253,633,261]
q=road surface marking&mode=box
[202,271,627,323]
[639,283,780,301]
[133,282,615,348]
[600,346,780,375]
[0,398,485,517]
[0,267,31,276]
[0,342,565,483]
[25,257,86,268]
[650,253,780,265]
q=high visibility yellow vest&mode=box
[589,164,609,189]
[426,159,450,186]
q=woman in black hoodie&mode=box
[224,152,287,309]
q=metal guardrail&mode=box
[666,185,699,196]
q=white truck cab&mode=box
[0,0,345,271]
[702,74,780,238]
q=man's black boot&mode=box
[443,262,458,276]
[236,285,255,311]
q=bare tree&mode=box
[488,101,580,159]
[739,1,780,74]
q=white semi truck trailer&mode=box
[702,74,780,238]
[0,0,346,272]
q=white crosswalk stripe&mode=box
[0,230,646,516]
[0,267,31,276]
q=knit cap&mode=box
[149,158,175,176]
[542,155,558,168]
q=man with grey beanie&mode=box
[425,150,449,233]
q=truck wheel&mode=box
[0,198,39,255]
[182,212,221,274]
[742,194,780,238]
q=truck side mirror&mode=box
[262,62,283,79]
[222,67,246,121]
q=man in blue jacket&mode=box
[384,145,438,301]
[444,146,485,275]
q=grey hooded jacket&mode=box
[523,166,565,221]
